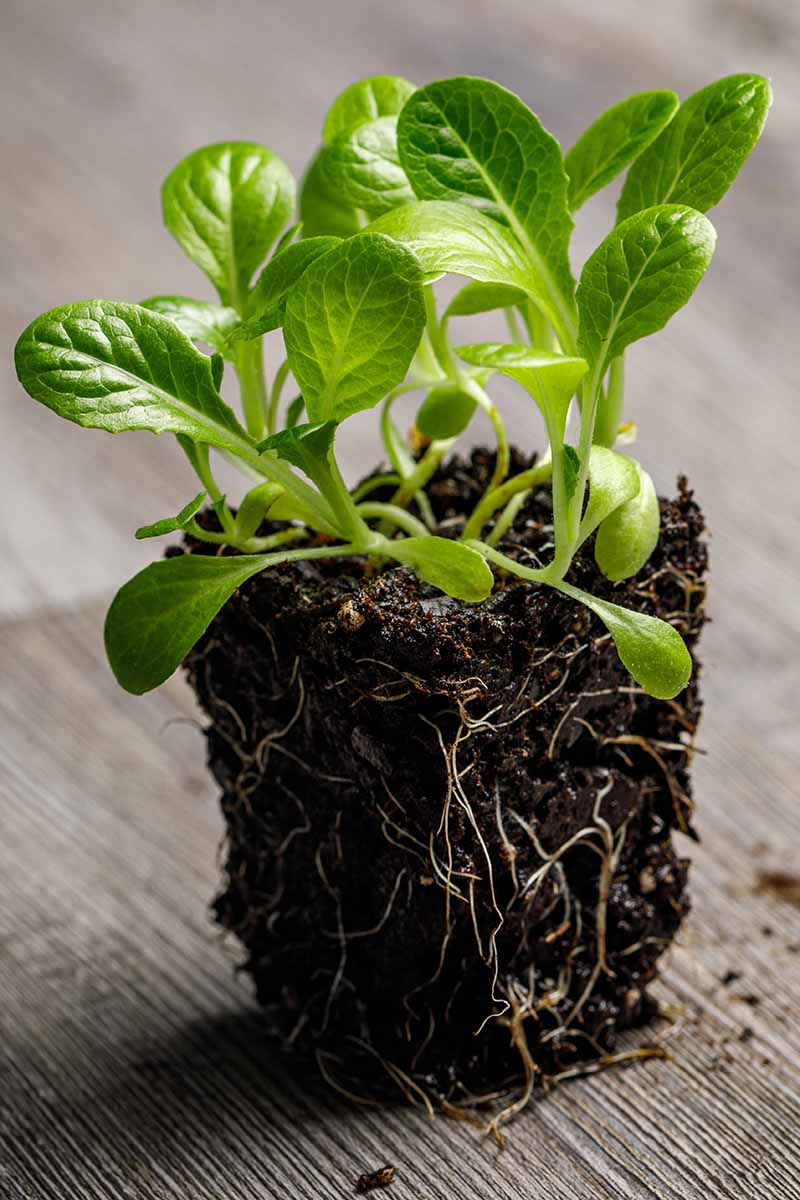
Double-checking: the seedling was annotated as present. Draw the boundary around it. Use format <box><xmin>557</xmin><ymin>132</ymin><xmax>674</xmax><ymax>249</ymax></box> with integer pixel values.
<box><xmin>15</xmin><ymin>73</ymin><xmax>770</xmax><ymax>699</ymax></box>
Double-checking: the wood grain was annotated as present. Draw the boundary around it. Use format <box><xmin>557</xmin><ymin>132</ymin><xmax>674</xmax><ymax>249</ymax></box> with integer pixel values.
<box><xmin>1</xmin><ymin>0</ymin><xmax>799</xmax><ymax>1196</ymax></box>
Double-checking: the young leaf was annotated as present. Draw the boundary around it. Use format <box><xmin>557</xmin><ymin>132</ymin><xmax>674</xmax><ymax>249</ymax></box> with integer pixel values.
<box><xmin>273</xmin><ymin>222</ymin><xmax>303</xmax><ymax>256</ymax></box>
<box><xmin>368</xmin><ymin>202</ymin><xmax>550</xmax><ymax>312</ymax></box>
<box><xmin>257</xmin><ymin>421</ymin><xmax>337</xmax><ymax>479</ymax></box>
<box><xmin>565</xmin><ymin>90</ymin><xmax>678</xmax><ymax>210</ymax></box>
<box><xmin>578</xmin><ymin>446</ymin><xmax>640</xmax><ymax>544</ymax></box>
<box><xmin>416</xmin><ymin>385</ymin><xmax>477</xmax><ymax>440</ymax></box>
<box><xmin>321</xmin><ymin>117</ymin><xmax>414</xmax><ymax>216</ymax></box>
<box><xmin>618</xmin><ymin>74</ymin><xmax>772</xmax><ymax>220</ymax></box>
<box><xmin>576</xmin><ymin>205</ymin><xmax>716</xmax><ymax>374</ymax></box>
<box><xmin>105</xmin><ymin>552</ymin><xmax>270</xmax><ymax>693</ymax></box>
<box><xmin>140</xmin><ymin>295</ymin><xmax>239</xmax><ymax>359</ymax></box>
<box><xmin>134</xmin><ymin>491</ymin><xmax>207</xmax><ymax>540</ymax></box>
<box><xmin>323</xmin><ymin>75</ymin><xmax>416</xmax><ymax>144</ymax></box>
<box><xmin>234</xmin><ymin>481</ymin><xmax>284</xmax><ymax>542</ymax></box>
<box><xmin>162</xmin><ymin>143</ymin><xmax>295</xmax><ymax>308</ymax></box>
<box><xmin>398</xmin><ymin>77</ymin><xmax>576</xmax><ymax>344</ymax></box>
<box><xmin>595</xmin><ymin>461</ymin><xmax>660</xmax><ymax>581</ymax></box>
<box><xmin>106</xmin><ymin>544</ymin><xmax>357</xmax><ymax>695</ymax></box>
<box><xmin>231</xmin><ymin>236</ymin><xmax>340</xmax><ymax>341</ymax></box>
<box><xmin>299</xmin><ymin>148</ymin><xmax>362</xmax><ymax>239</ymax></box>
<box><xmin>283</xmin><ymin>232</ymin><xmax>426</xmax><ymax>423</ymax></box>
<box><xmin>389</xmin><ymin>536</ymin><xmax>493</xmax><ymax>602</ymax></box>
<box><xmin>555</xmin><ymin>581</ymin><xmax>692</xmax><ymax>699</ymax></box>
<box><xmin>14</xmin><ymin>301</ymin><xmax>252</xmax><ymax>455</ymax></box>
<box><xmin>444</xmin><ymin>281</ymin><xmax>528</xmax><ymax>320</ymax></box>
<box><xmin>456</xmin><ymin>344</ymin><xmax>588</xmax><ymax>435</ymax></box>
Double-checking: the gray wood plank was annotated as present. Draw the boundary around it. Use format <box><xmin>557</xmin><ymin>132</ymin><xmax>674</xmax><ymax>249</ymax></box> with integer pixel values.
<box><xmin>1</xmin><ymin>603</ymin><xmax>798</xmax><ymax>1199</ymax></box>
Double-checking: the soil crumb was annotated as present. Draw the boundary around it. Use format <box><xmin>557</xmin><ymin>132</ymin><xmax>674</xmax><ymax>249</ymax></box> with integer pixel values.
<box><xmin>755</xmin><ymin>870</ymin><xmax>800</xmax><ymax>908</ymax></box>
<box><xmin>355</xmin><ymin>1165</ymin><xmax>396</xmax><ymax>1193</ymax></box>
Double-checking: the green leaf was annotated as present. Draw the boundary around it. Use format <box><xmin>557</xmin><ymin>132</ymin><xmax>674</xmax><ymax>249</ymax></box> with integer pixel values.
<box><xmin>397</xmin><ymin>77</ymin><xmax>576</xmax><ymax>344</ymax></box>
<box><xmin>234</xmin><ymin>481</ymin><xmax>284</xmax><ymax>542</ymax></box>
<box><xmin>565</xmin><ymin>90</ymin><xmax>678</xmax><ymax>211</ymax></box>
<box><xmin>618</xmin><ymin>74</ymin><xmax>772</xmax><ymax>220</ymax></box>
<box><xmin>283</xmin><ymin>232</ymin><xmax>426</xmax><ymax>423</ymax></box>
<box><xmin>106</xmin><ymin>550</ymin><xmax>294</xmax><ymax>694</ymax></box>
<box><xmin>368</xmin><ymin>202</ymin><xmax>551</xmax><ymax>314</ymax></box>
<box><xmin>322</xmin><ymin>117</ymin><xmax>414</xmax><ymax>217</ymax></box>
<box><xmin>231</xmin><ymin>237</ymin><xmax>340</xmax><ymax>341</ymax></box>
<box><xmin>578</xmin><ymin>446</ymin><xmax>640</xmax><ymax>544</ymax></box>
<box><xmin>141</xmin><ymin>295</ymin><xmax>240</xmax><ymax>359</ymax></box>
<box><xmin>162</xmin><ymin>143</ymin><xmax>295</xmax><ymax>307</ymax></box>
<box><xmin>562</xmin><ymin>444</ymin><xmax>580</xmax><ymax>502</ymax></box>
<box><xmin>257</xmin><ymin>421</ymin><xmax>337</xmax><ymax>479</ymax></box>
<box><xmin>285</xmin><ymin>395</ymin><xmax>304</xmax><ymax>428</ymax></box>
<box><xmin>456</xmin><ymin>343</ymin><xmax>587</xmax><ymax>436</ymax></box>
<box><xmin>14</xmin><ymin>301</ymin><xmax>252</xmax><ymax>455</ymax></box>
<box><xmin>444</xmin><ymin>281</ymin><xmax>528</xmax><ymax>320</ymax></box>
<box><xmin>416</xmin><ymin>385</ymin><xmax>477</xmax><ymax>440</ymax></box>
<box><xmin>576</xmin><ymin>205</ymin><xmax>716</xmax><ymax>373</ymax></box>
<box><xmin>323</xmin><ymin>75</ymin><xmax>416</xmax><ymax>144</ymax></box>
<box><xmin>299</xmin><ymin>148</ymin><xmax>362</xmax><ymax>239</ymax></box>
<box><xmin>555</xmin><ymin>581</ymin><xmax>691</xmax><ymax>699</ymax></box>
<box><xmin>273</xmin><ymin>222</ymin><xmax>303</xmax><ymax>256</ymax></box>
<box><xmin>134</xmin><ymin>491</ymin><xmax>207</xmax><ymax>540</ymax></box>
<box><xmin>595</xmin><ymin>461</ymin><xmax>660</xmax><ymax>581</ymax></box>
<box><xmin>390</xmin><ymin>536</ymin><xmax>493</xmax><ymax>602</ymax></box>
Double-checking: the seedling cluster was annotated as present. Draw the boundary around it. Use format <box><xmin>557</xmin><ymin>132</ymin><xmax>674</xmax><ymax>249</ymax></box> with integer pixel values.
<box><xmin>15</xmin><ymin>73</ymin><xmax>770</xmax><ymax>698</ymax></box>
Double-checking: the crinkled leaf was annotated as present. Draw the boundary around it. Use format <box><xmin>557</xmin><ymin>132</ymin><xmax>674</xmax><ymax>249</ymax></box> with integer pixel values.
<box><xmin>234</xmin><ymin>482</ymin><xmax>284</xmax><ymax>542</ymax></box>
<box><xmin>231</xmin><ymin>237</ymin><xmax>341</xmax><ymax>341</ymax></box>
<box><xmin>368</xmin><ymin>202</ymin><xmax>551</xmax><ymax>313</ymax></box>
<box><xmin>140</xmin><ymin>296</ymin><xmax>240</xmax><ymax>359</ymax></box>
<box><xmin>283</xmin><ymin>232</ymin><xmax>426</xmax><ymax>423</ymax></box>
<box><xmin>456</xmin><ymin>343</ymin><xmax>587</xmax><ymax>436</ymax></box>
<box><xmin>578</xmin><ymin>446</ymin><xmax>640</xmax><ymax>543</ymax></box>
<box><xmin>162</xmin><ymin>142</ymin><xmax>295</xmax><ymax>306</ymax></box>
<box><xmin>416</xmin><ymin>385</ymin><xmax>477</xmax><ymax>440</ymax></box>
<box><xmin>566</xmin><ymin>90</ymin><xmax>678</xmax><ymax>211</ymax></box>
<box><xmin>105</xmin><ymin>551</ymin><xmax>286</xmax><ymax>694</ymax></box>
<box><xmin>397</xmin><ymin>77</ymin><xmax>576</xmax><ymax>341</ymax></box>
<box><xmin>299</xmin><ymin>148</ymin><xmax>362</xmax><ymax>239</ymax></box>
<box><xmin>14</xmin><ymin>301</ymin><xmax>252</xmax><ymax>455</ymax></box>
<box><xmin>562</xmin><ymin>444</ymin><xmax>580</xmax><ymax>502</ymax></box>
<box><xmin>618</xmin><ymin>74</ymin><xmax>772</xmax><ymax>220</ymax></box>
<box><xmin>595</xmin><ymin>461</ymin><xmax>660</xmax><ymax>581</ymax></box>
<box><xmin>444</xmin><ymin>281</ymin><xmax>527</xmax><ymax>320</ymax></box>
<box><xmin>323</xmin><ymin>75</ymin><xmax>416</xmax><ymax>144</ymax></box>
<box><xmin>390</xmin><ymin>536</ymin><xmax>493</xmax><ymax>602</ymax></box>
<box><xmin>556</xmin><ymin>581</ymin><xmax>691</xmax><ymax>699</ymax></box>
<box><xmin>577</xmin><ymin>205</ymin><xmax>716</xmax><ymax>373</ymax></box>
<box><xmin>134</xmin><ymin>491</ymin><xmax>207</xmax><ymax>540</ymax></box>
<box><xmin>322</xmin><ymin>117</ymin><xmax>414</xmax><ymax>217</ymax></box>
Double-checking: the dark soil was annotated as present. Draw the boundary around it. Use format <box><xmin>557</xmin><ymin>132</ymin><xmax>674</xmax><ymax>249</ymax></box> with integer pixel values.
<box><xmin>182</xmin><ymin>448</ymin><xmax>708</xmax><ymax>1126</ymax></box>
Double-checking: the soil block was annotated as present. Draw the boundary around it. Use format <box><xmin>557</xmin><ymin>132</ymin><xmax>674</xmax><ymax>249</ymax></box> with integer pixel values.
<box><xmin>183</xmin><ymin>448</ymin><xmax>708</xmax><ymax>1122</ymax></box>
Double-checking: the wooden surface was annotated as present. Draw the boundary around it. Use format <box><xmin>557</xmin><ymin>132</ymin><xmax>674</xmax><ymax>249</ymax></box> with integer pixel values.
<box><xmin>1</xmin><ymin>0</ymin><xmax>799</xmax><ymax>1196</ymax></box>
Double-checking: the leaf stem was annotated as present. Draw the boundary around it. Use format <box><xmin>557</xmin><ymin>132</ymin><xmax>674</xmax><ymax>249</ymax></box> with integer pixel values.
<box><xmin>235</xmin><ymin>337</ymin><xmax>268</xmax><ymax>441</ymax></box>
<box><xmin>464</xmin><ymin>377</ymin><xmax>510</xmax><ymax>492</ymax></box>
<box><xmin>267</xmin><ymin>358</ymin><xmax>291</xmax><ymax>436</ymax></box>
<box><xmin>356</xmin><ymin>502</ymin><xmax>429</xmax><ymax>539</ymax></box>
<box><xmin>461</xmin><ymin>455</ymin><xmax>552</xmax><ymax>541</ymax></box>
<box><xmin>594</xmin><ymin>356</ymin><xmax>625</xmax><ymax>448</ymax></box>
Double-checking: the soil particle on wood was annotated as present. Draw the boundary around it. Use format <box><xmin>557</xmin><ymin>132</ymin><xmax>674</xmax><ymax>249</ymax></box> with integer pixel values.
<box><xmin>183</xmin><ymin>448</ymin><xmax>708</xmax><ymax>1122</ymax></box>
<box><xmin>755</xmin><ymin>870</ymin><xmax>800</xmax><ymax>908</ymax></box>
<box><xmin>355</xmin><ymin>1165</ymin><xmax>396</xmax><ymax>1193</ymax></box>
